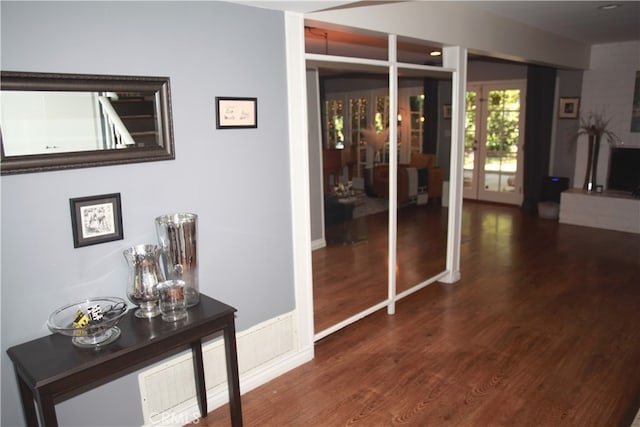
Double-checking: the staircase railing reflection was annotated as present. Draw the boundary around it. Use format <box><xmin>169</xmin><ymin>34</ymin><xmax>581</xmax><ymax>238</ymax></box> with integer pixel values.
<box><xmin>98</xmin><ymin>95</ymin><xmax>136</xmax><ymax>148</ymax></box>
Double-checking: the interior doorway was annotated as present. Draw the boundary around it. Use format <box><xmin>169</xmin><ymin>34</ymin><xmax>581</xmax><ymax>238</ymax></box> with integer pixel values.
<box><xmin>463</xmin><ymin>81</ymin><xmax>526</xmax><ymax>205</ymax></box>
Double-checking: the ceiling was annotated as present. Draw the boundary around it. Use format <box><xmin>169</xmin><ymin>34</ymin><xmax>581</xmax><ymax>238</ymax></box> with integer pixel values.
<box><xmin>466</xmin><ymin>1</ymin><xmax>640</xmax><ymax>45</ymax></box>
<box><xmin>237</xmin><ymin>1</ymin><xmax>640</xmax><ymax>45</ymax></box>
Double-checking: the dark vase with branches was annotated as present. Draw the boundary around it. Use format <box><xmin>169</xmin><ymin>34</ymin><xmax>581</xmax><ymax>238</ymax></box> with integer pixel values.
<box><xmin>572</xmin><ymin>111</ymin><xmax>620</xmax><ymax>191</ymax></box>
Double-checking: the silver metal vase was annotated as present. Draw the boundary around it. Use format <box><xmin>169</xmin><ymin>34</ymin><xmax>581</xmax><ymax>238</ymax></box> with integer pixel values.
<box><xmin>155</xmin><ymin>213</ymin><xmax>200</xmax><ymax>307</ymax></box>
<box><xmin>124</xmin><ymin>244</ymin><xmax>165</xmax><ymax>318</ymax></box>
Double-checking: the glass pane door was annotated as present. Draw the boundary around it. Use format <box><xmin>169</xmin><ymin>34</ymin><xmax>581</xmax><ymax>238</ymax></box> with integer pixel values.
<box><xmin>479</xmin><ymin>83</ymin><xmax>524</xmax><ymax>205</ymax></box>
<box><xmin>463</xmin><ymin>87</ymin><xmax>479</xmax><ymax>199</ymax></box>
<box><xmin>463</xmin><ymin>81</ymin><xmax>525</xmax><ymax>206</ymax></box>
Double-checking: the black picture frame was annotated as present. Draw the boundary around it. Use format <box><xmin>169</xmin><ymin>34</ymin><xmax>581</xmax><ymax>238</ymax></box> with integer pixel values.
<box><xmin>442</xmin><ymin>104</ymin><xmax>452</xmax><ymax>119</ymax></box>
<box><xmin>69</xmin><ymin>193</ymin><xmax>123</xmax><ymax>248</ymax></box>
<box><xmin>216</xmin><ymin>97</ymin><xmax>257</xmax><ymax>129</ymax></box>
<box><xmin>558</xmin><ymin>97</ymin><xmax>580</xmax><ymax>119</ymax></box>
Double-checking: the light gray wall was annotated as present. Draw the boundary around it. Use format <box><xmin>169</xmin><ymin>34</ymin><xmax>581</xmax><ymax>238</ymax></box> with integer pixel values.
<box><xmin>1</xmin><ymin>2</ymin><xmax>294</xmax><ymax>426</ymax></box>
<box><xmin>552</xmin><ymin>69</ymin><xmax>583</xmax><ymax>186</ymax></box>
<box><xmin>468</xmin><ymin>59</ymin><xmax>528</xmax><ymax>82</ymax></box>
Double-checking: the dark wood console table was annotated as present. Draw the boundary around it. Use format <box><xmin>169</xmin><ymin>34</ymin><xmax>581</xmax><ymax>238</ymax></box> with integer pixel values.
<box><xmin>7</xmin><ymin>294</ymin><xmax>242</xmax><ymax>426</ymax></box>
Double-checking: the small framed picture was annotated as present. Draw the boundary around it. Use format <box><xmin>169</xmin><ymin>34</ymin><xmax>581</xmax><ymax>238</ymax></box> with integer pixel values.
<box><xmin>442</xmin><ymin>104</ymin><xmax>452</xmax><ymax>119</ymax></box>
<box><xmin>70</xmin><ymin>193</ymin><xmax>123</xmax><ymax>248</ymax></box>
<box><xmin>558</xmin><ymin>97</ymin><xmax>580</xmax><ymax>119</ymax></box>
<box><xmin>216</xmin><ymin>97</ymin><xmax>257</xmax><ymax>129</ymax></box>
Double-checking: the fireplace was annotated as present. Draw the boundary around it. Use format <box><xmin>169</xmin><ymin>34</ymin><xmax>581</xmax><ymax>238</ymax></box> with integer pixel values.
<box><xmin>607</xmin><ymin>147</ymin><xmax>640</xmax><ymax>193</ymax></box>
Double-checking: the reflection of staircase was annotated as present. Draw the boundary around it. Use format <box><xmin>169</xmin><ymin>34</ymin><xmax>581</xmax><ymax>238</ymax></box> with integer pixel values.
<box><xmin>109</xmin><ymin>95</ymin><xmax>157</xmax><ymax>147</ymax></box>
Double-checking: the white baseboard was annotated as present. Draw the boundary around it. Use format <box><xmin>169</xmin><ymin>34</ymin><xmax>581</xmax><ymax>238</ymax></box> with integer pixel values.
<box><xmin>311</xmin><ymin>238</ymin><xmax>326</xmax><ymax>250</ymax></box>
<box><xmin>139</xmin><ymin>311</ymin><xmax>312</xmax><ymax>426</ymax></box>
<box><xmin>439</xmin><ymin>269</ymin><xmax>461</xmax><ymax>283</ymax></box>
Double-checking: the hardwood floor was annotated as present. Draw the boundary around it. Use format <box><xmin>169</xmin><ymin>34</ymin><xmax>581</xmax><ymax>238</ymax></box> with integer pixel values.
<box><xmin>199</xmin><ymin>201</ymin><xmax>640</xmax><ymax>426</ymax></box>
<box><xmin>314</xmin><ymin>200</ymin><xmax>449</xmax><ymax>332</ymax></box>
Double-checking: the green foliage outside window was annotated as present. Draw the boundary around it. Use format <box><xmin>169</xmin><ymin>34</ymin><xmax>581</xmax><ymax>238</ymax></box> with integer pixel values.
<box><xmin>486</xmin><ymin>89</ymin><xmax>520</xmax><ymax>153</ymax></box>
<box><xmin>375</xmin><ymin>96</ymin><xmax>389</xmax><ymax>132</ymax></box>
<box><xmin>465</xmin><ymin>91</ymin><xmax>477</xmax><ymax>151</ymax></box>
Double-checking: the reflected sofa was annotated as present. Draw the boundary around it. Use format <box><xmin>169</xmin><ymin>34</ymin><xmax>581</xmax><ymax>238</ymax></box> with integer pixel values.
<box><xmin>372</xmin><ymin>153</ymin><xmax>444</xmax><ymax>205</ymax></box>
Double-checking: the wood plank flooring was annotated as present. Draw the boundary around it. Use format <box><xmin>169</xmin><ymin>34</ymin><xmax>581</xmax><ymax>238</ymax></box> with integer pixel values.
<box><xmin>198</xmin><ymin>201</ymin><xmax>640</xmax><ymax>426</ymax></box>
<box><xmin>314</xmin><ymin>200</ymin><xmax>449</xmax><ymax>332</ymax></box>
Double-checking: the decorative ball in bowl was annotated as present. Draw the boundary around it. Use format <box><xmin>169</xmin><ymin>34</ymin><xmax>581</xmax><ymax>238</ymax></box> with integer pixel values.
<box><xmin>47</xmin><ymin>297</ymin><xmax>128</xmax><ymax>348</ymax></box>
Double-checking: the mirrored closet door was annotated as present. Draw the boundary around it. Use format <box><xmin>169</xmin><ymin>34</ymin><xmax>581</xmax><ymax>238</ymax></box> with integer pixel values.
<box><xmin>309</xmin><ymin>66</ymin><xmax>390</xmax><ymax>335</ymax></box>
<box><xmin>306</xmin><ymin>29</ymin><xmax>455</xmax><ymax>338</ymax></box>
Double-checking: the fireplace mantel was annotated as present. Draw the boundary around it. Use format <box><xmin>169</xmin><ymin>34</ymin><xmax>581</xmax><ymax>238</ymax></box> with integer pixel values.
<box><xmin>559</xmin><ymin>188</ymin><xmax>640</xmax><ymax>234</ymax></box>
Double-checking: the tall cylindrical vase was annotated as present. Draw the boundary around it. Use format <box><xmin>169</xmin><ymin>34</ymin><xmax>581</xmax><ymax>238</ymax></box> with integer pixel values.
<box><xmin>155</xmin><ymin>213</ymin><xmax>200</xmax><ymax>307</ymax></box>
<box><xmin>583</xmin><ymin>132</ymin><xmax>595</xmax><ymax>191</ymax></box>
<box><xmin>589</xmin><ymin>133</ymin><xmax>602</xmax><ymax>192</ymax></box>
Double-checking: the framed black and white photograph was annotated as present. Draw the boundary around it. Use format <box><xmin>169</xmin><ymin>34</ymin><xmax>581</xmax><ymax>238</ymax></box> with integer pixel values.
<box><xmin>70</xmin><ymin>193</ymin><xmax>123</xmax><ymax>248</ymax></box>
<box><xmin>558</xmin><ymin>97</ymin><xmax>580</xmax><ymax>119</ymax></box>
<box><xmin>216</xmin><ymin>97</ymin><xmax>257</xmax><ymax>129</ymax></box>
<box><xmin>443</xmin><ymin>104</ymin><xmax>452</xmax><ymax>119</ymax></box>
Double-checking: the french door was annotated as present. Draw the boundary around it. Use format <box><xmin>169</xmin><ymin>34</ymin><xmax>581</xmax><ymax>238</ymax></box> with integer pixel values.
<box><xmin>464</xmin><ymin>81</ymin><xmax>526</xmax><ymax>205</ymax></box>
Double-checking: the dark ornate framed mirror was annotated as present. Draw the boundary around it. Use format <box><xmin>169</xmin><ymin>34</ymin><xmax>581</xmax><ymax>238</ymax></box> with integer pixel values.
<box><xmin>0</xmin><ymin>71</ymin><xmax>175</xmax><ymax>175</ymax></box>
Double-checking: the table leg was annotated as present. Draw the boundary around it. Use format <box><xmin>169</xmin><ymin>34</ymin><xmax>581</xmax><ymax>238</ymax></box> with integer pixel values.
<box><xmin>191</xmin><ymin>340</ymin><xmax>207</xmax><ymax>418</ymax></box>
<box><xmin>14</xmin><ymin>370</ymin><xmax>39</xmax><ymax>427</ymax></box>
<box><xmin>34</xmin><ymin>391</ymin><xmax>58</xmax><ymax>427</ymax></box>
<box><xmin>223</xmin><ymin>316</ymin><xmax>243</xmax><ymax>427</ymax></box>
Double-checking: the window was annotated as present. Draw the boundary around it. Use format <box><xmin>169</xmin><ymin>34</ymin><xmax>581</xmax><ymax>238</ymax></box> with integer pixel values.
<box><xmin>409</xmin><ymin>94</ymin><xmax>425</xmax><ymax>156</ymax></box>
<box><xmin>325</xmin><ymin>99</ymin><xmax>344</xmax><ymax>148</ymax></box>
<box><xmin>349</xmin><ymin>97</ymin><xmax>368</xmax><ymax>147</ymax></box>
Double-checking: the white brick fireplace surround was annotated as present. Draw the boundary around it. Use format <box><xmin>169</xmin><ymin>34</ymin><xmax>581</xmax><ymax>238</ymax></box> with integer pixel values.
<box><xmin>559</xmin><ymin>189</ymin><xmax>640</xmax><ymax>234</ymax></box>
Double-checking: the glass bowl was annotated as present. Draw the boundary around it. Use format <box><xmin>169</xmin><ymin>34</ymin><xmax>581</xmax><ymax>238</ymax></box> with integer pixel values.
<box><xmin>47</xmin><ymin>297</ymin><xmax>128</xmax><ymax>348</ymax></box>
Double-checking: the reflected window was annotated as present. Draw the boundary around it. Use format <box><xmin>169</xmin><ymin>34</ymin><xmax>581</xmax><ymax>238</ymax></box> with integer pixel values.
<box><xmin>1</xmin><ymin>91</ymin><xmax>103</xmax><ymax>156</ymax></box>
<box><xmin>409</xmin><ymin>94</ymin><xmax>425</xmax><ymax>157</ymax></box>
<box><xmin>325</xmin><ymin>99</ymin><xmax>344</xmax><ymax>149</ymax></box>
<box><xmin>375</xmin><ymin>95</ymin><xmax>389</xmax><ymax>132</ymax></box>
<box><xmin>375</xmin><ymin>96</ymin><xmax>390</xmax><ymax>163</ymax></box>
<box><xmin>349</xmin><ymin>97</ymin><xmax>368</xmax><ymax>178</ymax></box>
<box><xmin>349</xmin><ymin>97</ymin><xmax>368</xmax><ymax>147</ymax></box>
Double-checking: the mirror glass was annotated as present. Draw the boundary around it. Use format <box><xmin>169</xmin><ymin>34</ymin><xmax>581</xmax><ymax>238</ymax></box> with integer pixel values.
<box><xmin>311</xmin><ymin>66</ymin><xmax>390</xmax><ymax>334</ymax></box>
<box><xmin>396</xmin><ymin>72</ymin><xmax>451</xmax><ymax>294</ymax></box>
<box><xmin>1</xmin><ymin>71</ymin><xmax>174</xmax><ymax>174</ymax></box>
<box><xmin>309</xmin><ymin>66</ymin><xmax>453</xmax><ymax>335</ymax></box>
